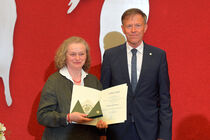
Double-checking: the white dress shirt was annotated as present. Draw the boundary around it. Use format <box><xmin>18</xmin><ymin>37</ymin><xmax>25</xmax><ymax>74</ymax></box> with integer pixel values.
<box><xmin>126</xmin><ymin>42</ymin><xmax>144</xmax><ymax>83</ymax></box>
<box><xmin>59</xmin><ymin>66</ymin><xmax>88</xmax><ymax>86</ymax></box>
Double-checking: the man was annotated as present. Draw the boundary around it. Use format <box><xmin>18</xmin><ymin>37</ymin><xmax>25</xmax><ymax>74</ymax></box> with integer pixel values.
<box><xmin>101</xmin><ymin>8</ymin><xmax>172</xmax><ymax>140</ymax></box>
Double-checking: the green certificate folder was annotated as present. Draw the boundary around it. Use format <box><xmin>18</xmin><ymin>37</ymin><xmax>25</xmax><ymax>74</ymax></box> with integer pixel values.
<box><xmin>71</xmin><ymin>100</ymin><xmax>85</xmax><ymax>114</ymax></box>
<box><xmin>87</xmin><ymin>101</ymin><xmax>103</xmax><ymax>118</ymax></box>
<box><xmin>71</xmin><ymin>100</ymin><xmax>103</xmax><ymax>118</ymax></box>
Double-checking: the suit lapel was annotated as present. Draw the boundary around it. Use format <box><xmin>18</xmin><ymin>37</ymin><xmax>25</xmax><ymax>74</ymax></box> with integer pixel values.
<box><xmin>119</xmin><ymin>44</ymin><xmax>131</xmax><ymax>87</ymax></box>
<box><xmin>136</xmin><ymin>43</ymin><xmax>151</xmax><ymax>91</ymax></box>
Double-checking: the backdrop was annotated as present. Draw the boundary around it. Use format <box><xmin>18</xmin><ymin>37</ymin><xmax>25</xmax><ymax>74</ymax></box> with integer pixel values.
<box><xmin>0</xmin><ymin>0</ymin><xmax>210</xmax><ymax>139</ymax></box>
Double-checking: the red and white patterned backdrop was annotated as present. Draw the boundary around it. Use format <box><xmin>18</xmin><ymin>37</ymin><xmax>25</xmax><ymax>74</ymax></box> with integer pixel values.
<box><xmin>0</xmin><ymin>0</ymin><xmax>210</xmax><ymax>139</ymax></box>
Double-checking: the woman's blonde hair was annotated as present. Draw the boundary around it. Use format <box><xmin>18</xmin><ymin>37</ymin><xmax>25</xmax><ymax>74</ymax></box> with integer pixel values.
<box><xmin>55</xmin><ymin>36</ymin><xmax>90</xmax><ymax>71</ymax></box>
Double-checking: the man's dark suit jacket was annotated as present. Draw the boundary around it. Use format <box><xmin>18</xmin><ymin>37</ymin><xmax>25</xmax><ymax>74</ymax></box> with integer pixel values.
<box><xmin>101</xmin><ymin>43</ymin><xmax>172</xmax><ymax>140</ymax></box>
<box><xmin>37</xmin><ymin>72</ymin><xmax>102</xmax><ymax>140</ymax></box>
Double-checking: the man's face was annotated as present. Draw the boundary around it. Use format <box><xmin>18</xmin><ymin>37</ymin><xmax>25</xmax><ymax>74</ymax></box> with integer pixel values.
<box><xmin>121</xmin><ymin>14</ymin><xmax>148</xmax><ymax>48</ymax></box>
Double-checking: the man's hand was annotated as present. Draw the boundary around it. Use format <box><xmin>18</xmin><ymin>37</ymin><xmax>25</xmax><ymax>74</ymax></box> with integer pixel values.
<box><xmin>100</xmin><ymin>136</ymin><xmax>107</xmax><ymax>140</ymax></box>
<box><xmin>96</xmin><ymin>120</ymin><xmax>108</xmax><ymax>129</ymax></box>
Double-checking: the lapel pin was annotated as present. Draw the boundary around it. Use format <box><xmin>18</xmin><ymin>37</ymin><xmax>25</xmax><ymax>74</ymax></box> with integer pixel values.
<box><xmin>149</xmin><ymin>53</ymin><xmax>152</xmax><ymax>56</ymax></box>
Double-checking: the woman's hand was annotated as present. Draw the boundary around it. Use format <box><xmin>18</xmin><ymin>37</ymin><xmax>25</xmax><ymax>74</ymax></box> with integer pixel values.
<box><xmin>96</xmin><ymin>120</ymin><xmax>108</xmax><ymax>129</ymax></box>
<box><xmin>69</xmin><ymin>112</ymin><xmax>93</xmax><ymax>123</ymax></box>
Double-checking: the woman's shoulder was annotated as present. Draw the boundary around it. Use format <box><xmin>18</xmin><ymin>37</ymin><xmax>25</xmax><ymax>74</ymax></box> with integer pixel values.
<box><xmin>46</xmin><ymin>71</ymin><xmax>68</xmax><ymax>84</ymax></box>
<box><xmin>47</xmin><ymin>71</ymin><xmax>62</xmax><ymax>80</ymax></box>
<box><xmin>86</xmin><ymin>73</ymin><xmax>99</xmax><ymax>81</ymax></box>
<box><xmin>85</xmin><ymin>73</ymin><xmax>102</xmax><ymax>90</ymax></box>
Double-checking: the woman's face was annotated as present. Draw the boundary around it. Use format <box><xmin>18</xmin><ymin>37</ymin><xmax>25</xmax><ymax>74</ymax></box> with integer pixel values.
<box><xmin>66</xmin><ymin>43</ymin><xmax>87</xmax><ymax>71</ymax></box>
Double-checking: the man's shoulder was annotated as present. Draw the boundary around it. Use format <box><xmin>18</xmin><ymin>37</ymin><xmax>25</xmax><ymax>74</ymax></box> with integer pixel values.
<box><xmin>105</xmin><ymin>43</ymin><xmax>125</xmax><ymax>54</ymax></box>
<box><xmin>144</xmin><ymin>43</ymin><xmax>166</xmax><ymax>54</ymax></box>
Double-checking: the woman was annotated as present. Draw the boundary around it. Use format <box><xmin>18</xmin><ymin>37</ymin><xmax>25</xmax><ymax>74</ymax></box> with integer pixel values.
<box><xmin>37</xmin><ymin>36</ymin><xmax>107</xmax><ymax>140</ymax></box>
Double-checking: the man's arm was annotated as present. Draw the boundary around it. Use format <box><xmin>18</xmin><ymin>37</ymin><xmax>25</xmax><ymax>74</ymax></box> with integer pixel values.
<box><xmin>158</xmin><ymin>51</ymin><xmax>173</xmax><ymax>140</ymax></box>
<box><xmin>100</xmin><ymin>51</ymin><xmax>112</xmax><ymax>89</ymax></box>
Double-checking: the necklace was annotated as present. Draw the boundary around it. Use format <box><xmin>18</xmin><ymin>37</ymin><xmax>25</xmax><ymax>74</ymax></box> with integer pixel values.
<box><xmin>73</xmin><ymin>79</ymin><xmax>81</xmax><ymax>83</ymax></box>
